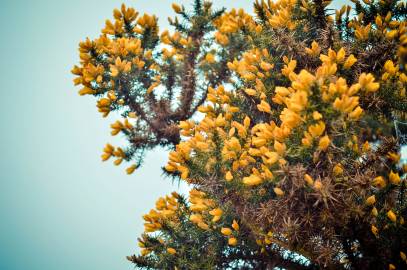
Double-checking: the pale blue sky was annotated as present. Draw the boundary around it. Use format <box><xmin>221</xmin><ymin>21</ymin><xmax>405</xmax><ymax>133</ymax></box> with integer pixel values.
<box><xmin>0</xmin><ymin>1</ymin><xmax>366</xmax><ymax>270</ymax></box>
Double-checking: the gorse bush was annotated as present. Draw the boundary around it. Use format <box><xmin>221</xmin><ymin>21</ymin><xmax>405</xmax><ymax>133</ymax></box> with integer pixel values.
<box><xmin>72</xmin><ymin>0</ymin><xmax>407</xmax><ymax>269</ymax></box>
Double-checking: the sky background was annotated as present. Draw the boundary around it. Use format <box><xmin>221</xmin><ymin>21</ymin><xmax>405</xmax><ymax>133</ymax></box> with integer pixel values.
<box><xmin>1</xmin><ymin>1</ymin><xmax>403</xmax><ymax>270</ymax></box>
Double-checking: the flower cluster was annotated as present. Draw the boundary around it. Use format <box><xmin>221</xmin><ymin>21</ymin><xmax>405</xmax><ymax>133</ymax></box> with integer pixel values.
<box><xmin>76</xmin><ymin>1</ymin><xmax>407</xmax><ymax>269</ymax></box>
<box><xmin>161</xmin><ymin>0</ymin><xmax>407</xmax><ymax>268</ymax></box>
<box><xmin>72</xmin><ymin>2</ymin><xmax>236</xmax><ymax>172</ymax></box>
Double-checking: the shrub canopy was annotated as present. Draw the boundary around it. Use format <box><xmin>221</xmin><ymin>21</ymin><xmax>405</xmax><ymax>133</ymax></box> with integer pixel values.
<box><xmin>73</xmin><ymin>0</ymin><xmax>407</xmax><ymax>269</ymax></box>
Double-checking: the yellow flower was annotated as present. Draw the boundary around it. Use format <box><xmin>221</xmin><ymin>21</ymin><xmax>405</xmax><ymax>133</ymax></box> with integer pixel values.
<box><xmin>98</xmin><ymin>98</ymin><xmax>111</xmax><ymax>107</ymax></box>
<box><xmin>167</xmin><ymin>247</ymin><xmax>177</xmax><ymax>255</ymax></box>
<box><xmin>126</xmin><ymin>164</ymin><xmax>137</xmax><ymax>175</ymax></box>
<box><xmin>362</xmin><ymin>141</ymin><xmax>370</xmax><ymax>152</ymax></box>
<box><xmin>245</xmin><ymin>88</ymin><xmax>257</xmax><ymax>96</ymax></box>
<box><xmin>242</xmin><ymin>72</ymin><xmax>256</xmax><ymax>81</ymax></box>
<box><xmin>260</xmin><ymin>61</ymin><xmax>273</xmax><ymax>71</ymax></box>
<box><xmin>371</xmin><ymin>207</ymin><xmax>378</xmax><ymax>217</ymax></box>
<box><xmin>373</xmin><ymin>176</ymin><xmax>387</xmax><ymax>188</ymax></box>
<box><xmin>292</xmin><ymin>70</ymin><xmax>315</xmax><ymax>92</ymax></box>
<box><xmin>111</xmin><ymin>120</ymin><xmax>124</xmax><ymax>136</ymax></box>
<box><xmin>343</xmin><ymin>54</ymin><xmax>357</xmax><ymax>69</ymax></box>
<box><xmin>209</xmin><ymin>208</ymin><xmax>223</xmax><ymax>217</ymax></box>
<box><xmin>221</xmin><ymin>227</ymin><xmax>233</xmax><ymax>236</ymax></box>
<box><xmin>273</xmin><ymin>187</ymin><xmax>284</xmax><ymax>196</ymax></box>
<box><xmin>212</xmin><ymin>215</ymin><xmax>221</xmax><ymax>223</ymax></box>
<box><xmin>348</xmin><ymin>106</ymin><xmax>363</xmax><ymax>120</ymax></box>
<box><xmin>304</xmin><ymin>174</ymin><xmax>314</xmax><ymax>185</ymax></box>
<box><xmin>101</xmin><ymin>153</ymin><xmax>111</xmax><ymax>161</ymax></box>
<box><xmin>333</xmin><ymin>95</ymin><xmax>359</xmax><ymax>113</ymax></box>
<box><xmin>228</xmin><ymin>137</ymin><xmax>241</xmax><ymax>151</ymax></box>
<box><xmin>274</xmin><ymin>141</ymin><xmax>286</xmax><ymax>155</ymax></box>
<box><xmin>257</xmin><ymin>100</ymin><xmax>272</xmax><ymax>114</ymax></box>
<box><xmin>78</xmin><ymin>86</ymin><xmax>96</xmax><ymax>96</ymax></box>
<box><xmin>107</xmin><ymin>91</ymin><xmax>117</xmax><ymax>101</ymax></box>
<box><xmin>172</xmin><ymin>3</ymin><xmax>182</xmax><ymax>13</ymax></box>
<box><xmin>371</xmin><ymin>225</ymin><xmax>379</xmax><ymax>237</ymax></box>
<box><xmin>365</xmin><ymin>195</ymin><xmax>376</xmax><ymax>206</ymax></box>
<box><xmin>110</xmin><ymin>57</ymin><xmax>131</xmax><ymax>77</ymax></box>
<box><xmin>387</xmin><ymin>210</ymin><xmax>397</xmax><ymax>223</ymax></box>
<box><xmin>205</xmin><ymin>53</ymin><xmax>215</xmax><ymax>63</ymax></box>
<box><xmin>190</xmin><ymin>204</ymin><xmax>208</xmax><ymax>212</ymax></box>
<box><xmin>383</xmin><ymin>60</ymin><xmax>398</xmax><ymax>75</ymax></box>
<box><xmin>387</xmin><ymin>152</ymin><xmax>401</xmax><ymax>163</ymax></box>
<box><xmin>179</xmin><ymin>166</ymin><xmax>190</xmax><ymax>180</ymax></box>
<box><xmin>313</xmin><ymin>180</ymin><xmax>323</xmax><ymax>190</ymax></box>
<box><xmin>179</xmin><ymin>120</ymin><xmax>193</xmax><ymax>130</ymax></box>
<box><xmin>386</xmin><ymin>30</ymin><xmax>398</xmax><ymax>40</ymax></box>
<box><xmin>114</xmin><ymin>158</ymin><xmax>123</xmax><ymax>166</ymax></box>
<box><xmin>215</xmin><ymin>32</ymin><xmax>229</xmax><ymax>45</ymax></box>
<box><xmin>388</xmin><ymin>264</ymin><xmax>396</xmax><ymax>270</ymax></box>
<box><xmin>103</xmin><ymin>143</ymin><xmax>114</xmax><ymax>153</ymax></box>
<box><xmin>355</xmin><ymin>23</ymin><xmax>371</xmax><ymax>41</ymax></box>
<box><xmin>333</xmin><ymin>164</ymin><xmax>343</xmax><ymax>176</ymax></box>
<box><xmin>308</xmin><ymin>121</ymin><xmax>325</xmax><ymax>138</ymax></box>
<box><xmin>389</xmin><ymin>170</ymin><xmax>400</xmax><ymax>185</ymax></box>
<box><xmin>318</xmin><ymin>135</ymin><xmax>330</xmax><ymax>151</ymax></box>
<box><xmin>228</xmin><ymin>237</ymin><xmax>237</xmax><ymax>246</ymax></box>
<box><xmin>189</xmin><ymin>214</ymin><xmax>203</xmax><ymax>224</ymax></box>
<box><xmin>305</xmin><ymin>41</ymin><xmax>321</xmax><ymax>56</ymax></box>
<box><xmin>358</xmin><ymin>73</ymin><xmax>380</xmax><ymax>92</ymax></box>
<box><xmin>400</xmin><ymin>251</ymin><xmax>406</xmax><ymax>261</ymax></box>
<box><xmin>280</xmin><ymin>108</ymin><xmax>302</xmax><ymax>129</ymax></box>
<box><xmin>140</xmin><ymin>248</ymin><xmax>151</xmax><ymax>256</ymax></box>
<box><xmin>147</xmin><ymin>82</ymin><xmax>159</xmax><ymax>94</ymax></box>
<box><xmin>375</xmin><ymin>15</ymin><xmax>383</xmax><ymax>28</ymax></box>
<box><xmin>215</xmin><ymin>114</ymin><xmax>226</xmax><ymax>127</ymax></box>
<box><xmin>197</xmin><ymin>222</ymin><xmax>210</xmax><ymax>230</ymax></box>
<box><xmin>302</xmin><ymin>133</ymin><xmax>312</xmax><ymax>147</ymax></box>
<box><xmin>336</xmin><ymin>47</ymin><xmax>346</xmax><ymax>63</ymax></box>
<box><xmin>312</xmin><ymin>111</ymin><xmax>322</xmax><ymax>120</ymax></box>
<box><xmin>232</xmin><ymin>220</ymin><xmax>239</xmax><ymax>231</ymax></box>
<box><xmin>225</xmin><ymin>171</ymin><xmax>233</xmax><ymax>181</ymax></box>
<box><xmin>243</xmin><ymin>175</ymin><xmax>263</xmax><ymax>186</ymax></box>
